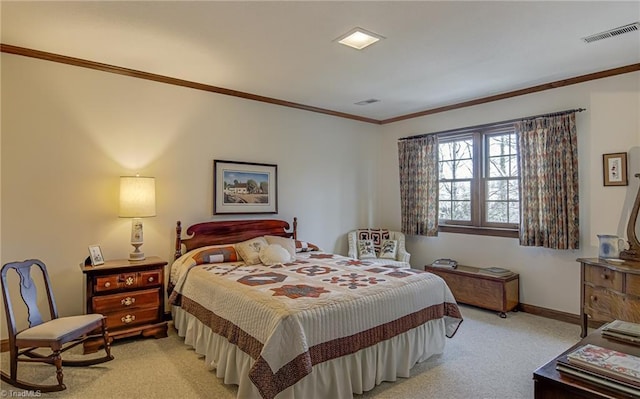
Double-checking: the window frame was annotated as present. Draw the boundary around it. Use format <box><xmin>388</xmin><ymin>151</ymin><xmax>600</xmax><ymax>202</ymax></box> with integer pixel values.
<box><xmin>437</xmin><ymin>124</ymin><xmax>520</xmax><ymax>238</ymax></box>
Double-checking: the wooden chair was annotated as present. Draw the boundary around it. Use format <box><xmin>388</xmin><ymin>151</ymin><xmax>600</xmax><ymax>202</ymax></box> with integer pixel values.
<box><xmin>0</xmin><ymin>259</ymin><xmax>114</xmax><ymax>392</ymax></box>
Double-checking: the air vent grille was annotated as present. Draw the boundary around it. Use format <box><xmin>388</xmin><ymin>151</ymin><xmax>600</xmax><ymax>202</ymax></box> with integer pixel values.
<box><xmin>355</xmin><ymin>98</ymin><xmax>380</xmax><ymax>105</ymax></box>
<box><xmin>582</xmin><ymin>22</ymin><xmax>639</xmax><ymax>43</ymax></box>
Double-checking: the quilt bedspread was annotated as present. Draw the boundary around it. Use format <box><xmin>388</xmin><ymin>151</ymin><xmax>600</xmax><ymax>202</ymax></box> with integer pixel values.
<box><xmin>169</xmin><ymin>251</ymin><xmax>462</xmax><ymax>399</ymax></box>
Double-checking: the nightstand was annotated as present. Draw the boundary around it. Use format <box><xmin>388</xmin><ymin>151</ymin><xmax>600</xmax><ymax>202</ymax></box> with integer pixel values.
<box><xmin>79</xmin><ymin>256</ymin><xmax>168</xmax><ymax>353</ymax></box>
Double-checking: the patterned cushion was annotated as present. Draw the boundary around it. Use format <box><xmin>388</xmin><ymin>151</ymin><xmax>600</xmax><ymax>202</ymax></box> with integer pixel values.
<box><xmin>379</xmin><ymin>240</ymin><xmax>398</xmax><ymax>260</ymax></box>
<box><xmin>236</xmin><ymin>237</ymin><xmax>269</xmax><ymax>265</ymax></box>
<box><xmin>295</xmin><ymin>240</ymin><xmax>320</xmax><ymax>253</ymax></box>
<box><xmin>191</xmin><ymin>245</ymin><xmax>239</xmax><ymax>264</ymax></box>
<box><xmin>357</xmin><ymin>229</ymin><xmax>390</xmax><ymax>255</ymax></box>
<box><xmin>357</xmin><ymin>240</ymin><xmax>377</xmax><ymax>259</ymax></box>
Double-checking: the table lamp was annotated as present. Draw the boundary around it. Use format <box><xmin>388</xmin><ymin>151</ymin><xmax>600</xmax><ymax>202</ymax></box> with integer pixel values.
<box><xmin>119</xmin><ymin>176</ymin><xmax>156</xmax><ymax>261</ymax></box>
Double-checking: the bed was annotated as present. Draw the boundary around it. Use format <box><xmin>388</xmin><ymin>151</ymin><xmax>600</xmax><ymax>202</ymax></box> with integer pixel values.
<box><xmin>169</xmin><ymin>218</ymin><xmax>462</xmax><ymax>399</ymax></box>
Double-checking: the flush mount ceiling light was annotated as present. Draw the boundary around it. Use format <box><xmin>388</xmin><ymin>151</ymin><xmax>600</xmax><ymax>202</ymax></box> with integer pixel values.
<box><xmin>336</xmin><ymin>27</ymin><xmax>384</xmax><ymax>50</ymax></box>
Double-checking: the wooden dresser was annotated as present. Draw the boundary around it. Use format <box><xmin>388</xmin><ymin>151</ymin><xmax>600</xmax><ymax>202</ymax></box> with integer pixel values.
<box><xmin>79</xmin><ymin>256</ymin><xmax>168</xmax><ymax>353</ymax></box>
<box><xmin>578</xmin><ymin>257</ymin><xmax>640</xmax><ymax>338</ymax></box>
<box><xmin>425</xmin><ymin>265</ymin><xmax>519</xmax><ymax>317</ymax></box>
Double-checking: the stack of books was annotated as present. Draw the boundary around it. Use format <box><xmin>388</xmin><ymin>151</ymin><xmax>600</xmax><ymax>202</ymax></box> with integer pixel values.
<box><xmin>602</xmin><ymin>320</ymin><xmax>640</xmax><ymax>345</ymax></box>
<box><xmin>555</xmin><ymin>343</ymin><xmax>640</xmax><ymax>396</ymax></box>
<box><xmin>478</xmin><ymin>267</ymin><xmax>513</xmax><ymax>277</ymax></box>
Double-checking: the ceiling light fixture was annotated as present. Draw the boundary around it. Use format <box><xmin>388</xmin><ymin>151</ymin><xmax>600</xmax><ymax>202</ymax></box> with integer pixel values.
<box><xmin>336</xmin><ymin>27</ymin><xmax>384</xmax><ymax>50</ymax></box>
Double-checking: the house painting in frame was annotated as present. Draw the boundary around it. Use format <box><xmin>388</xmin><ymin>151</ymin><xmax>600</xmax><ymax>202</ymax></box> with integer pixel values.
<box><xmin>214</xmin><ymin>160</ymin><xmax>278</xmax><ymax>214</ymax></box>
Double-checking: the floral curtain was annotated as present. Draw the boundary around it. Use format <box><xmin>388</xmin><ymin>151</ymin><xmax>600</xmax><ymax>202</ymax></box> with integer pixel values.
<box><xmin>516</xmin><ymin>112</ymin><xmax>579</xmax><ymax>249</ymax></box>
<box><xmin>398</xmin><ymin>135</ymin><xmax>439</xmax><ymax>236</ymax></box>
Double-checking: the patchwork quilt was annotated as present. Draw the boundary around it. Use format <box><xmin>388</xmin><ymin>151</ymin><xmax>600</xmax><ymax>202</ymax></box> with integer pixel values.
<box><xmin>169</xmin><ymin>250</ymin><xmax>462</xmax><ymax>399</ymax></box>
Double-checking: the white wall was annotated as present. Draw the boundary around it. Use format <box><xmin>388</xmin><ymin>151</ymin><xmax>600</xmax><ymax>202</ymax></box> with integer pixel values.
<box><xmin>0</xmin><ymin>54</ymin><xmax>381</xmax><ymax>338</ymax></box>
<box><xmin>1</xmin><ymin>53</ymin><xmax>638</xmax><ymax>340</ymax></box>
<box><xmin>378</xmin><ymin>71</ymin><xmax>640</xmax><ymax>314</ymax></box>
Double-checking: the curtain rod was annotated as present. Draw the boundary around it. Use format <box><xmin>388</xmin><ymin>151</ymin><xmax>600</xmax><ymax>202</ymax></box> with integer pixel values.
<box><xmin>398</xmin><ymin>108</ymin><xmax>586</xmax><ymax>141</ymax></box>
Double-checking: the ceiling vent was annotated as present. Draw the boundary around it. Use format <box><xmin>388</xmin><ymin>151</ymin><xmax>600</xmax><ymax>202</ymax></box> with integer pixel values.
<box><xmin>354</xmin><ymin>98</ymin><xmax>380</xmax><ymax>105</ymax></box>
<box><xmin>582</xmin><ymin>22</ymin><xmax>639</xmax><ymax>43</ymax></box>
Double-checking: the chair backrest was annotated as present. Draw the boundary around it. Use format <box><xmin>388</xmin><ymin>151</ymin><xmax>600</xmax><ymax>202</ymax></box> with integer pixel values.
<box><xmin>1</xmin><ymin>259</ymin><xmax>58</xmax><ymax>339</ymax></box>
<box><xmin>347</xmin><ymin>229</ymin><xmax>409</xmax><ymax>261</ymax></box>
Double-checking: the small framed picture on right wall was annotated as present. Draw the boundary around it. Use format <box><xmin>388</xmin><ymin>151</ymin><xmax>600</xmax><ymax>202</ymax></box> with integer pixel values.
<box><xmin>603</xmin><ymin>152</ymin><xmax>628</xmax><ymax>186</ymax></box>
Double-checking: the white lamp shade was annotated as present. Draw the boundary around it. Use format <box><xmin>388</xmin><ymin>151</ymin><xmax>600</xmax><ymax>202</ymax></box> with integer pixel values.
<box><xmin>119</xmin><ymin>176</ymin><xmax>156</xmax><ymax>218</ymax></box>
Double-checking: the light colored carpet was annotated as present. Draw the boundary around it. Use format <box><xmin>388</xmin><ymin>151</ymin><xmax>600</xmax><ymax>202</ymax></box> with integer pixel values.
<box><xmin>0</xmin><ymin>305</ymin><xmax>581</xmax><ymax>399</ymax></box>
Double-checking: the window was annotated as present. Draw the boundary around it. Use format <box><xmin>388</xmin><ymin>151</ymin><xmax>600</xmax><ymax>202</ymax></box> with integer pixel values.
<box><xmin>438</xmin><ymin>125</ymin><xmax>519</xmax><ymax>237</ymax></box>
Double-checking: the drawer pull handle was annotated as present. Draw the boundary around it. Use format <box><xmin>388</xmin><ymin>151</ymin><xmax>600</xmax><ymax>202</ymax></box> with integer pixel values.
<box><xmin>121</xmin><ymin>297</ymin><xmax>136</xmax><ymax>306</ymax></box>
<box><xmin>121</xmin><ymin>314</ymin><xmax>135</xmax><ymax>324</ymax></box>
<box><xmin>125</xmin><ymin>276</ymin><xmax>135</xmax><ymax>286</ymax></box>
<box><xmin>601</xmin><ymin>274</ymin><xmax>608</xmax><ymax>280</ymax></box>
<box><xmin>147</xmin><ymin>276</ymin><xmax>154</xmax><ymax>283</ymax></box>
<box><xmin>590</xmin><ymin>295</ymin><xmax>597</xmax><ymax>301</ymax></box>
<box><xmin>104</xmin><ymin>282</ymin><xmax>111</xmax><ymax>288</ymax></box>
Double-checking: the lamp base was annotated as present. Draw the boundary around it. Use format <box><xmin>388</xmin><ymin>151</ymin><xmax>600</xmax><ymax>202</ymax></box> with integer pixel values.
<box><xmin>129</xmin><ymin>242</ymin><xmax>145</xmax><ymax>261</ymax></box>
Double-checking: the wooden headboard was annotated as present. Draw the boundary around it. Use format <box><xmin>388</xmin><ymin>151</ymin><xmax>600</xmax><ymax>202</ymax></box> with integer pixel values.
<box><xmin>174</xmin><ymin>217</ymin><xmax>297</xmax><ymax>260</ymax></box>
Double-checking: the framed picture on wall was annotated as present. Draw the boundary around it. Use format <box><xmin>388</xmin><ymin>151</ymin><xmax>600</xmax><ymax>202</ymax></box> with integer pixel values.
<box><xmin>213</xmin><ymin>160</ymin><xmax>278</xmax><ymax>214</ymax></box>
<box><xmin>603</xmin><ymin>152</ymin><xmax>628</xmax><ymax>186</ymax></box>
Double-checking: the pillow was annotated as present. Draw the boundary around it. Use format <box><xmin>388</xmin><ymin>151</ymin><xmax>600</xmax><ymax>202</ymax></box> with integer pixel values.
<box><xmin>379</xmin><ymin>240</ymin><xmax>398</xmax><ymax>260</ymax></box>
<box><xmin>357</xmin><ymin>239</ymin><xmax>377</xmax><ymax>259</ymax></box>
<box><xmin>295</xmin><ymin>240</ymin><xmax>320</xmax><ymax>253</ymax></box>
<box><xmin>357</xmin><ymin>229</ymin><xmax>390</xmax><ymax>255</ymax></box>
<box><xmin>264</xmin><ymin>235</ymin><xmax>296</xmax><ymax>258</ymax></box>
<box><xmin>191</xmin><ymin>245</ymin><xmax>239</xmax><ymax>264</ymax></box>
<box><xmin>235</xmin><ymin>237</ymin><xmax>269</xmax><ymax>265</ymax></box>
<box><xmin>259</xmin><ymin>244</ymin><xmax>295</xmax><ymax>266</ymax></box>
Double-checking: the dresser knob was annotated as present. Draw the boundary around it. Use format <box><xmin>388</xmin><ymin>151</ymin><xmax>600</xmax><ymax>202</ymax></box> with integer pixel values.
<box><xmin>121</xmin><ymin>297</ymin><xmax>136</xmax><ymax>306</ymax></box>
<box><xmin>600</xmin><ymin>274</ymin><xmax>608</xmax><ymax>280</ymax></box>
<box><xmin>148</xmin><ymin>276</ymin><xmax>154</xmax><ymax>283</ymax></box>
<box><xmin>590</xmin><ymin>295</ymin><xmax>597</xmax><ymax>301</ymax></box>
<box><xmin>121</xmin><ymin>314</ymin><xmax>135</xmax><ymax>324</ymax></box>
<box><xmin>125</xmin><ymin>276</ymin><xmax>134</xmax><ymax>286</ymax></box>
<box><xmin>587</xmin><ymin>314</ymin><xmax>592</xmax><ymax>319</ymax></box>
<box><xmin>104</xmin><ymin>282</ymin><xmax>111</xmax><ymax>288</ymax></box>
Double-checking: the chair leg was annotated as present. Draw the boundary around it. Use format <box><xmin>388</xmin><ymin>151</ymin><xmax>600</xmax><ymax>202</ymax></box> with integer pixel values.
<box><xmin>53</xmin><ymin>349</ymin><xmax>64</xmax><ymax>387</ymax></box>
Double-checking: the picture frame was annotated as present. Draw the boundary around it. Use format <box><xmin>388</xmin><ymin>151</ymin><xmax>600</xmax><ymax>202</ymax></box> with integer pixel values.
<box><xmin>88</xmin><ymin>245</ymin><xmax>105</xmax><ymax>266</ymax></box>
<box><xmin>213</xmin><ymin>160</ymin><xmax>278</xmax><ymax>214</ymax></box>
<box><xmin>603</xmin><ymin>152</ymin><xmax>628</xmax><ymax>186</ymax></box>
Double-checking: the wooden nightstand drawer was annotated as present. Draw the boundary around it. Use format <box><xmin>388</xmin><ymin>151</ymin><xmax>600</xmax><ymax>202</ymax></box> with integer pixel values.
<box><xmin>583</xmin><ymin>264</ymin><xmax>623</xmax><ymax>291</ymax></box>
<box><xmin>94</xmin><ymin>273</ymin><xmax>138</xmax><ymax>292</ymax></box>
<box><xmin>139</xmin><ymin>270</ymin><xmax>161</xmax><ymax>288</ymax></box>
<box><xmin>104</xmin><ymin>307</ymin><xmax>160</xmax><ymax>329</ymax></box>
<box><xmin>92</xmin><ymin>288</ymin><xmax>160</xmax><ymax>314</ymax></box>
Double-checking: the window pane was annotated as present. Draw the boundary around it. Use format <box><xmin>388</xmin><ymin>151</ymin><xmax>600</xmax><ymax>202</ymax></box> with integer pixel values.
<box><xmin>509</xmin><ymin>202</ymin><xmax>520</xmax><ymax>224</ymax></box>
<box><xmin>439</xmin><ymin>201</ymin><xmax>452</xmax><ymax>220</ymax></box>
<box><xmin>439</xmin><ymin>160</ymin><xmax>454</xmax><ymax>180</ymax></box>
<box><xmin>452</xmin><ymin>201</ymin><xmax>471</xmax><ymax>221</ymax></box>
<box><xmin>488</xmin><ymin>156</ymin><xmax>510</xmax><ymax>177</ymax></box>
<box><xmin>489</xmin><ymin>135</ymin><xmax>511</xmax><ymax>157</ymax></box>
<box><xmin>438</xmin><ymin>142</ymin><xmax>456</xmax><ymax>161</ymax></box>
<box><xmin>487</xmin><ymin>180</ymin><xmax>507</xmax><ymax>200</ymax></box>
<box><xmin>456</xmin><ymin>159</ymin><xmax>474</xmax><ymax>179</ymax></box>
<box><xmin>439</xmin><ymin>182</ymin><xmax>452</xmax><ymax>200</ymax></box>
<box><xmin>508</xmin><ymin>179</ymin><xmax>519</xmax><ymax>200</ymax></box>
<box><xmin>509</xmin><ymin>155</ymin><xmax>518</xmax><ymax>176</ymax></box>
<box><xmin>486</xmin><ymin>201</ymin><xmax>508</xmax><ymax>223</ymax></box>
<box><xmin>453</xmin><ymin>139</ymin><xmax>473</xmax><ymax>159</ymax></box>
<box><xmin>453</xmin><ymin>181</ymin><xmax>471</xmax><ymax>200</ymax></box>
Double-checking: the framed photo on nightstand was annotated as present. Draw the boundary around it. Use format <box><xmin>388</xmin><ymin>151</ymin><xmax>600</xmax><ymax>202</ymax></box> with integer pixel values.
<box><xmin>88</xmin><ymin>245</ymin><xmax>104</xmax><ymax>266</ymax></box>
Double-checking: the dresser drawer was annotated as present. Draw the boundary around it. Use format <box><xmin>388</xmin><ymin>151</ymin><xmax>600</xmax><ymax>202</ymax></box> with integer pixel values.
<box><xmin>583</xmin><ymin>265</ymin><xmax>623</xmax><ymax>291</ymax></box>
<box><xmin>103</xmin><ymin>307</ymin><xmax>160</xmax><ymax>330</ymax></box>
<box><xmin>584</xmin><ymin>285</ymin><xmax>625</xmax><ymax>320</ymax></box>
<box><xmin>92</xmin><ymin>288</ymin><xmax>160</xmax><ymax>314</ymax></box>
<box><xmin>626</xmin><ymin>273</ymin><xmax>640</xmax><ymax>296</ymax></box>
<box><xmin>93</xmin><ymin>269</ymin><xmax>162</xmax><ymax>293</ymax></box>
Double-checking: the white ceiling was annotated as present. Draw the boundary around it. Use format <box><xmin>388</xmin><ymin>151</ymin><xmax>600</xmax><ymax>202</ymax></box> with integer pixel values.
<box><xmin>2</xmin><ymin>1</ymin><xmax>639</xmax><ymax>122</ymax></box>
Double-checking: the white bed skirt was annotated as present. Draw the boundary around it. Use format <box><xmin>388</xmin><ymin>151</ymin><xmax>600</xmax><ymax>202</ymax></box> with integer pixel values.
<box><xmin>172</xmin><ymin>305</ymin><xmax>447</xmax><ymax>399</ymax></box>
